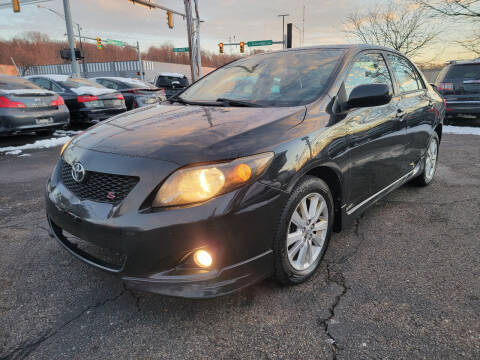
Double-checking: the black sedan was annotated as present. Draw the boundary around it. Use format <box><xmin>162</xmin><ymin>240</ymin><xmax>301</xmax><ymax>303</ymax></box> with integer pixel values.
<box><xmin>45</xmin><ymin>45</ymin><xmax>444</xmax><ymax>298</ymax></box>
<box><xmin>27</xmin><ymin>75</ymin><xmax>126</xmax><ymax>123</ymax></box>
<box><xmin>0</xmin><ymin>75</ymin><xmax>69</xmax><ymax>136</ymax></box>
<box><xmin>92</xmin><ymin>77</ymin><xmax>166</xmax><ymax>110</ymax></box>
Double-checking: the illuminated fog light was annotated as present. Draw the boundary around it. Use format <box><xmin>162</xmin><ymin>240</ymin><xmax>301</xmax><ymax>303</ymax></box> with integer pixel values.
<box><xmin>193</xmin><ymin>249</ymin><xmax>213</xmax><ymax>268</ymax></box>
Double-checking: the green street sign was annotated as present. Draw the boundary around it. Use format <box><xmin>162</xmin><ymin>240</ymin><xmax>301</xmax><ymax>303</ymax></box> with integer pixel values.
<box><xmin>173</xmin><ymin>47</ymin><xmax>189</xmax><ymax>52</ymax></box>
<box><xmin>247</xmin><ymin>40</ymin><xmax>273</xmax><ymax>47</ymax></box>
<box><xmin>105</xmin><ymin>39</ymin><xmax>124</xmax><ymax>47</ymax></box>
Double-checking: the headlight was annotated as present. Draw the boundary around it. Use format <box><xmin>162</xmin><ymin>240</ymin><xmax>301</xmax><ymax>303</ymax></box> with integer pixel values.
<box><xmin>153</xmin><ymin>152</ymin><xmax>274</xmax><ymax>207</ymax></box>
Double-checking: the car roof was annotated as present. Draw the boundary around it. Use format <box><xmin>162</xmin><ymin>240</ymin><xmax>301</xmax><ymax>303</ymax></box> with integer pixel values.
<box><xmin>258</xmin><ymin>44</ymin><xmax>404</xmax><ymax>56</ymax></box>
<box><xmin>447</xmin><ymin>58</ymin><xmax>480</xmax><ymax>66</ymax></box>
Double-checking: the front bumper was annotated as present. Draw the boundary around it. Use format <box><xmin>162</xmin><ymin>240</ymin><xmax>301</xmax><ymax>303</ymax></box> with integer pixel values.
<box><xmin>45</xmin><ymin>149</ymin><xmax>287</xmax><ymax>298</ymax></box>
<box><xmin>0</xmin><ymin>106</ymin><xmax>70</xmax><ymax>134</ymax></box>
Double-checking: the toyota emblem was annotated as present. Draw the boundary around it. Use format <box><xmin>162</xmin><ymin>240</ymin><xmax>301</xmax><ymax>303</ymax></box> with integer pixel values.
<box><xmin>71</xmin><ymin>162</ymin><xmax>86</xmax><ymax>183</ymax></box>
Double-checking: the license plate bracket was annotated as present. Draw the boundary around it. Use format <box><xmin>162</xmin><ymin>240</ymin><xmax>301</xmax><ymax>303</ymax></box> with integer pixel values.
<box><xmin>36</xmin><ymin>117</ymin><xmax>53</xmax><ymax>125</ymax></box>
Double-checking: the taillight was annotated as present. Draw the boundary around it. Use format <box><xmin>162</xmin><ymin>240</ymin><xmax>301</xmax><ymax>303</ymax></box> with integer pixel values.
<box><xmin>443</xmin><ymin>99</ymin><xmax>447</xmax><ymax>108</ymax></box>
<box><xmin>438</xmin><ymin>82</ymin><xmax>453</xmax><ymax>91</ymax></box>
<box><xmin>77</xmin><ymin>95</ymin><xmax>98</xmax><ymax>102</ymax></box>
<box><xmin>0</xmin><ymin>96</ymin><xmax>26</xmax><ymax>108</ymax></box>
<box><xmin>50</xmin><ymin>95</ymin><xmax>65</xmax><ymax>106</ymax></box>
<box><xmin>158</xmin><ymin>88</ymin><xmax>166</xmax><ymax>95</ymax></box>
<box><xmin>125</xmin><ymin>89</ymin><xmax>137</xmax><ymax>94</ymax></box>
<box><xmin>115</xmin><ymin>93</ymin><xmax>124</xmax><ymax>100</ymax></box>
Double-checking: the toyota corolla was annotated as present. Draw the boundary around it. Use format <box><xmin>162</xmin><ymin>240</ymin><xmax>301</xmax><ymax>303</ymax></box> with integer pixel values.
<box><xmin>45</xmin><ymin>45</ymin><xmax>444</xmax><ymax>298</ymax></box>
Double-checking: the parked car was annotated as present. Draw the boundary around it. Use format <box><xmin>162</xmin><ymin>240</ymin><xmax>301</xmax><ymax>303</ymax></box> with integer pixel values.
<box><xmin>0</xmin><ymin>75</ymin><xmax>69</xmax><ymax>136</ymax></box>
<box><xmin>26</xmin><ymin>75</ymin><xmax>126</xmax><ymax>123</ymax></box>
<box><xmin>46</xmin><ymin>45</ymin><xmax>444</xmax><ymax>298</ymax></box>
<box><xmin>92</xmin><ymin>77</ymin><xmax>166</xmax><ymax>110</ymax></box>
<box><xmin>435</xmin><ymin>59</ymin><xmax>480</xmax><ymax>119</ymax></box>
<box><xmin>153</xmin><ymin>73</ymin><xmax>189</xmax><ymax>98</ymax></box>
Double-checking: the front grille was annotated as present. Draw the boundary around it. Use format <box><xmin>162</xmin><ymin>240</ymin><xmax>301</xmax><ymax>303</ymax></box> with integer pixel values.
<box><xmin>61</xmin><ymin>160</ymin><xmax>139</xmax><ymax>205</ymax></box>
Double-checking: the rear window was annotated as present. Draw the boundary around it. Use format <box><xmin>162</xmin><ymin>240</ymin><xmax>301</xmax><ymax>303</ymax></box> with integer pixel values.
<box><xmin>60</xmin><ymin>78</ymin><xmax>105</xmax><ymax>89</ymax></box>
<box><xmin>445</xmin><ymin>64</ymin><xmax>480</xmax><ymax>80</ymax></box>
<box><xmin>0</xmin><ymin>77</ymin><xmax>41</xmax><ymax>90</ymax></box>
<box><xmin>156</xmin><ymin>76</ymin><xmax>188</xmax><ymax>87</ymax></box>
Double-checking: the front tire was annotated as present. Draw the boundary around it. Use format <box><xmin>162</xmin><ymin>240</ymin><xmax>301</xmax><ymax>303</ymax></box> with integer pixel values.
<box><xmin>413</xmin><ymin>132</ymin><xmax>439</xmax><ymax>186</ymax></box>
<box><xmin>274</xmin><ymin>176</ymin><xmax>334</xmax><ymax>285</ymax></box>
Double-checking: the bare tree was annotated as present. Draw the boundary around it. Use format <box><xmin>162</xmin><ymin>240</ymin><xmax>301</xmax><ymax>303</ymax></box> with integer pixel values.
<box><xmin>344</xmin><ymin>1</ymin><xmax>438</xmax><ymax>56</ymax></box>
<box><xmin>413</xmin><ymin>1</ymin><xmax>480</xmax><ymax>56</ymax></box>
<box><xmin>414</xmin><ymin>0</ymin><xmax>480</xmax><ymax>19</ymax></box>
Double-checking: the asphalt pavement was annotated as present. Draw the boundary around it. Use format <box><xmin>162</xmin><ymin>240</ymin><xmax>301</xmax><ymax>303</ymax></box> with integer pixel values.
<box><xmin>0</xmin><ymin>133</ymin><xmax>479</xmax><ymax>359</ymax></box>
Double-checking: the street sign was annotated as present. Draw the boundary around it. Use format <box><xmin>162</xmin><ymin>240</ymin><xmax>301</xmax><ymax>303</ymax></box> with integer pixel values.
<box><xmin>247</xmin><ymin>40</ymin><xmax>273</xmax><ymax>47</ymax></box>
<box><xmin>173</xmin><ymin>47</ymin><xmax>189</xmax><ymax>52</ymax></box>
<box><xmin>105</xmin><ymin>39</ymin><xmax>125</xmax><ymax>47</ymax></box>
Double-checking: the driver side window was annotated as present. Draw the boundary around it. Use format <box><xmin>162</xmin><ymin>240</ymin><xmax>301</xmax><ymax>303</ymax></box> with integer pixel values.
<box><xmin>345</xmin><ymin>53</ymin><xmax>393</xmax><ymax>98</ymax></box>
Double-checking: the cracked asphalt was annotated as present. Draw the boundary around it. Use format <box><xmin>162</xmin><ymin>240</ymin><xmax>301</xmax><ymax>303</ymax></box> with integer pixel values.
<box><xmin>0</xmin><ymin>133</ymin><xmax>479</xmax><ymax>359</ymax></box>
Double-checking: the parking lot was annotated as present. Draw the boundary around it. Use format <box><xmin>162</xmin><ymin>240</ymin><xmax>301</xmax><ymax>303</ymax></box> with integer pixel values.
<box><xmin>0</xmin><ymin>130</ymin><xmax>479</xmax><ymax>359</ymax></box>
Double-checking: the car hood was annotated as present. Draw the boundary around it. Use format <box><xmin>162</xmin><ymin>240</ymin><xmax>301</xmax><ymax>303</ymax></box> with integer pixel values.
<box><xmin>72</xmin><ymin>104</ymin><xmax>306</xmax><ymax>165</ymax></box>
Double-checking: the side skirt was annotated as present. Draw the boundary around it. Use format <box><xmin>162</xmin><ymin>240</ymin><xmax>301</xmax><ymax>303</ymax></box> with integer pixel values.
<box><xmin>341</xmin><ymin>162</ymin><xmax>422</xmax><ymax>228</ymax></box>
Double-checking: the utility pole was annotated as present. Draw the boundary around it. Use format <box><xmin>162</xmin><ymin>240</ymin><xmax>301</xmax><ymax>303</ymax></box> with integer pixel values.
<box><xmin>302</xmin><ymin>5</ymin><xmax>305</xmax><ymax>47</ymax></box>
<box><xmin>136</xmin><ymin>41</ymin><xmax>144</xmax><ymax>80</ymax></box>
<box><xmin>62</xmin><ymin>0</ymin><xmax>80</xmax><ymax>77</ymax></box>
<box><xmin>76</xmin><ymin>23</ymin><xmax>87</xmax><ymax>77</ymax></box>
<box><xmin>277</xmin><ymin>14</ymin><xmax>289</xmax><ymax>49</ymax></box>
<box><xmin>184</xmin><ymin>0</ymin><xmax>201</xmax><ymax>82</ymax></box>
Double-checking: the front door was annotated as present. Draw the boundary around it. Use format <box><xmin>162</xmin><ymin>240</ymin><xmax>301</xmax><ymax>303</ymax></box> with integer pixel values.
<box><xmin>342</xmin><ymin>52</ymin><xmax>408</xmax><ymax>212</ymax></box>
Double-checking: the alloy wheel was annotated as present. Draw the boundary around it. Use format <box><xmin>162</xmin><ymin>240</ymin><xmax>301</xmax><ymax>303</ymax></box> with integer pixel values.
<box><xmin>425</xmin><ymin>137</ymin><xmax>438</xmax><ymax>182</ymax></box>
<box><xmin>287</xmin><ymin>192</ymin><xmax>329</xmax><ymax>271</ymax></box>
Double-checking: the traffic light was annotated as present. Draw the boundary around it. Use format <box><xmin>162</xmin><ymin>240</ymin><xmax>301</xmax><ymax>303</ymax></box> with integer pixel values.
<box><xmin>96</xmin><ymin>37</ymin><xmax>103</xmax><ymax>50</ymax></box>
<box><xmin>218</xmin><ymin>42</ymin><xmax>224</xmax><ymax>54</ymax></box>
<box><xmin>240</xmin><ymin>41</ymin><xmax>245</xmax><ymax>53</ymax></box>
<box><xmin>167</xmin><ymin>11</ymin><xmax>173</xmax><ymax>29</ymax></box>
<box><xmin>12</xmin><ymin>0</ymin><xmax>20</xmax><ymax>13</ymax></box>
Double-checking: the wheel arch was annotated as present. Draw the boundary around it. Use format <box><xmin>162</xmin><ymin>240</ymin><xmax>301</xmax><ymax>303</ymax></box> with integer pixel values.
<box><xmin>434</xmin><ymin>123</ymin><xmax>442</xmax><ymax>143</ymax></box>
<box><xmin>303</xmin><ymin>165</ymin><xmax>343</xmax><ymax>232</ymax></box>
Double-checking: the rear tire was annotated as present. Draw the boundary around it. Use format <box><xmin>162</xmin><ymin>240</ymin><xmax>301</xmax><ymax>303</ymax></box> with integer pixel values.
<box><xmin>274</xmin><ymin>176</ymin><xmax>334</xmax><ymax>285</ymax></box>
<box><xmin>413</xmin><ymin>132</ymin><xmax>439</xmax><ymax>186</ymax></box>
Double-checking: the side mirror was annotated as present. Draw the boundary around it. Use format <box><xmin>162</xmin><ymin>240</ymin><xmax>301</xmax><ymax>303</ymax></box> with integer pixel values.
<box><xmin>347</xmin><ymin>83</ymin><xmax>392</xmax><ymax>109</ymax></box>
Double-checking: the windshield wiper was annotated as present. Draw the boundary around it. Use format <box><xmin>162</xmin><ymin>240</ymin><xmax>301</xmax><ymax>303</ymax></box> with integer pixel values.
<box><xmin>168</xmin><ymin>94</ymin><xmax>187</xmax><ymax>105</ymax></box>
<box><xmin>216</xmin><ymin>98</ymin><xmax>262</xmax><ymax>107</ymax></box>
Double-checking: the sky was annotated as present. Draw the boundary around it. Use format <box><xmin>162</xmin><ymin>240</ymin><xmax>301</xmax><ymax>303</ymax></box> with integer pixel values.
<box><xmin>0</xmin><ymin>0</ymin><xmax>476</xmax><ymax>64</ymax></box>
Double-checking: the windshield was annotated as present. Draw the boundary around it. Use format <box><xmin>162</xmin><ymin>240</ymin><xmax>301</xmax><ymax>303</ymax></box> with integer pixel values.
<box><xmin>0</xmin><ymin>77</ymin><xmax>41</xmax><ymax>90</ymax></box>
<box><xmin>60</xmin><ymin>78</ymin><xmax>105</xmax><ymax>89</ymax></box>
<box><xmin>180</xmin><ymin>49</ymin><xmax>345</xmax><ymax>107</ymax></box>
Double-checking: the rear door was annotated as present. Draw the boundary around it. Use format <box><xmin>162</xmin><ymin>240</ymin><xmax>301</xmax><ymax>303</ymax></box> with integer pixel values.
<box><xmin>343</xmin><ymin>52</ymin><xmax>408</xmax><ymax>211</ymax></box>
<box><xmin>385</xmin><ymin>53</ymin><xmax>435</xmax><ymax>168</ymax></box>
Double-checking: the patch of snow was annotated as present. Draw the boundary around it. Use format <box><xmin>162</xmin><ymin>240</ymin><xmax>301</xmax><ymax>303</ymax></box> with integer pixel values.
<box><xmin>444</xmin><ymin>125</ymin><xmax>480</xmax><ymax>136</ymax></box>
<box><xmin>362</xmin><ymin>343</ymin><xmax>367</xmax><ymax>347</ymax></box>
<box><xmin>159</xmin><ymin>72</ymin><xmax>186</xmax><ymax>78</ymax></box>
<box><xmin>26</xmin><ymin>74</ymin><xmax>69</xmax><ymax>82</ymax></box>
<box><xmin>0</xmin><ymin>89</ymin><xmax>55</xmax><ymax>95</ymax></box>
<box><xmin>54</xmin><ymin>129</ymin><xmax>83</xmax><ymax>137</ymax></box>
<box><xmin>0</xmin><ymin>136</ymin><xmax>71</xmax><ymax>156</ymax></box>
<box><xmin>19</xmin><ymin>153</ymin><xmax>31</xmax><ymax>157</ymax></box>
<box><xmin>70</xmin><ymin>86</ymin><xmax>117</xmax><ymax>96</ymax></box>
<box><xmin>326</xmin><ymin>338</ymin><xmax>335</xmax><ymax>345</ymax></box>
